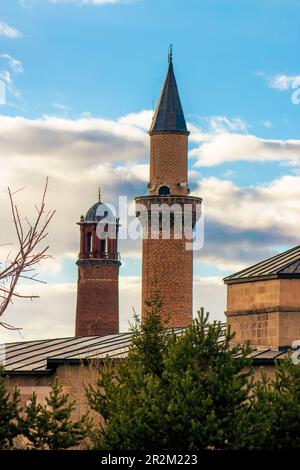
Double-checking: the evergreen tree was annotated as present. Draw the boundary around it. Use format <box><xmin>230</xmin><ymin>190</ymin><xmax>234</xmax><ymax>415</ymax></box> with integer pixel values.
<box><xmin>157</xmin><ymin>310</ymin><xmax>254</xmax><ymax>450</ymax></box>
<box><xmin>0</xmin><ymin>367</ymin><xmax>21</xmax><ymax>449</ymax></box>
<box><xmin>228</xmin><ymin>369</ymin><xmax>275</xmax><ymax>450</ymax></box>
<box><xmin>231</xmin><ymin>358</ymin><xmax>300</xmax><ymax>450</ymax></box>
<box><xmin>129</xmin><ymin>283</ymin><xmax>171</xmax><ymax>377</ymax></box>
<box><xmin>86</xmin><ymin>287</ymin><xmax>171</xmax><ymax>450</ymax></box>
<box><xmin>254</xmin><ymin>359</ymin><xmax>300</xmax><ymax>450</ymax></box>
<box><xmin>23</xmin><ymin>378</ymin><xmax>91</xmax><ymax>450</ymax></box>
<box><xmin>87</xmin><ymin>290</ymin><xmax>254</xmax><ymax>450</ymax></box>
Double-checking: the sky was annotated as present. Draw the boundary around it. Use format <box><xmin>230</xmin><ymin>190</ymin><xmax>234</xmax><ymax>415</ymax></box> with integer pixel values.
<box><xmin>1</xmin><ymin>0</ymin><xmax>300</xmax><ymax>341</ymax></box>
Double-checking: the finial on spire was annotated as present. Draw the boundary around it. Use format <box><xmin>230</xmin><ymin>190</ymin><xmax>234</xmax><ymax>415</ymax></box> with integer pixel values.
<box><xmin>98</xmin><ymin>187</ymin><xmax>101</xmax><ymax>202</ymax></box>
<box><xmin>168</xmin><ymin>44</ymin><xmax>173</xmax><ymax>64</ymax></box>
<box><xmin>149</xmin><ymin>44</ymin><xmax>188</xmax><ymax>135</ymax></box>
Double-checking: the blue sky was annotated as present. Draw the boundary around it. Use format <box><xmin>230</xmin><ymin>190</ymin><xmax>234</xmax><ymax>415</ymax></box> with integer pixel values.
<box><xmin>1</xmin><ymin>0</ymin><xmax>300</xmax><ymax>340</ymax></box>
<box><xmin>1</xmin><ymin>0</ymin><xmax>299</xmax><ymax>185</ymax></box>
<box><xmin>1</xmin><ymin>0</ymin><xmax>299</xmax><ymax>129</ymax></box>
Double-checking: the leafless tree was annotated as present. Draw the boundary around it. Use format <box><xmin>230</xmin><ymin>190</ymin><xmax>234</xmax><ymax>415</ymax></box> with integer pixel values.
<box><xmin>0</xmin><ymin>178</ymin><xmax>55</xmax><ymax>330</ymax></box>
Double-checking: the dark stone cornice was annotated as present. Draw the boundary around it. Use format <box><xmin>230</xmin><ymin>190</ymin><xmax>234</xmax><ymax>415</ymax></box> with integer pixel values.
<box><xmin>76</xmin><ymin>258</ymin><xmax>121</xmax><ymax>267</ymax></box>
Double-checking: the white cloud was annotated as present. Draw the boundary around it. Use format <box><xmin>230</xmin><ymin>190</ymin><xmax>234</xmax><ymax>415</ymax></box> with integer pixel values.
<box><xmin>0</xmin><ymin>56</ymin><xmax>23</xmax><ymax>104</ymax></box>
<box><xmin>259</xmin><ymin>120</ymin><xmax>272</xmax><ymax>129</ymax></box>
<box><xmin>0</xmin><ymin>71</ymin><xmax>13</xmax><ymax>87</ymax></box>
<box><xmin>223</xmin><ymin>169</ymin><xmax>234</xmax><ymax>178</ymax></box>
<box><xmin>1</xmin><ymin>54</ymin><xmax>24</xmax><ymax>75</ymax></box>
<box><xmin>190</xmin><ymin>132</ymin><xmax>300</xmax><ymax>167</ymax></box>
<box><xmin>0</xmin><ymin>111</ymin><xmax>149</xmax><ymax>265</ymax></box>
<box><xmin>0</xmin><ymin>114</ymin><xmax>148</xmax><ymax>164</ymax></box>
<box><xmin>187</xmin><ymin>123</ymin><xmax>211</xmax><ymax>143</ymax></box>
<box><xmin>0</xmin><ymin>283</ymin><xmax>77</xmax><ymax>343</ymax></box>
<box><xmin>188</xmin><ymin>114</ymin><xmax>300</xmax><ymax>168</ymax></box>
<box><xmin>118</xmin><ymin>109</ymin><xmax>153</xmax><ymax>130</ymax></box>
<box><xmin>204</xmin><ymin>115</ymin><xmax>248</xmax><ymax>133</ymax></box>
<box><xmin>0</xmin><ymin>70</ymin><xmax>21</xmax><ymax>99</ymax></box>
<box><xmin>188</xmin><ymin>115</ymin><xmax>248</xmax><ymax>144</ymax></box>
<box><xmin>194</xmin><ymin>277</ymin><xmax>226</xmax><ymax>322</ymax></box>
<box><xmin>0</xmin><ymin>20</ymin><xmax>22</xmax><ymax>39</ymax></box>
<box><xmin>0</xmin><ymin>277</ymin><xmax>140</xmax><ymax>342</ymax></box>
<box><xmin>1</xmin><ymin>109</ymin><xmax>300</xmax><ymax>341</ymax></box>
<box><xmin>195</xmin><ymin>175</ymin><xmax>300</xmax><ymax>238</ymax></box>
<box><xmin>0</xmin><ymin>275</ymin><xmax>226</xmax><ymax>343</ymax></box>
<box><xmin>52</xmin><ymin>102</ymin><xmax>69</xmax><ymax>112</ymax></box>
<box><xmin>0</xmin><ymin>109</ymin><xmax>228</xmax><ymax>341</ymax></box>
<box><xmin>0</xmin><ymin>80</ymin><xmax>5</xmax><ymax>105</ymax></box>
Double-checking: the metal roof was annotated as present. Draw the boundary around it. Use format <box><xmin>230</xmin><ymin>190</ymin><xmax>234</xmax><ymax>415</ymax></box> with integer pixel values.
<box><xmin>246</xmin><ymin>348</ymin><xmax>289</xmax><ymax>365</ymax></box>
<box><xmin>224</xmin><ymin>245</ymin><xmax>300</xmax><ymax>284</ymax></box>
<box><xmin>81</xmin><ymin>201</ymin><xmax>117</xmax><ymax>224</ymax></box>
<box><xmin>1</xmin><ymin>329</ymin><xmax>184</xmax><ymax>374</ymax></box>
<box><xmin>1</xmin><ymin>333</ymin><xmax>132</xmax><ymax>375</ymax></box>
<box><xmin>1</xmin><ymin>326</ymin><xmax>288</xmax><ymax>375</ymax></box>
<box><xmin>149</xmin><ymin>58</ymin><xmax>188</xmax><ymax>135</ymax></box>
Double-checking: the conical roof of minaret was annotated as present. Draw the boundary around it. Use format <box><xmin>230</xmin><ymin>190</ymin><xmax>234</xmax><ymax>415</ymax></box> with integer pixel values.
<box><xmin>149</xmin><ymin>49</ymin><xmax>189</xmax><ymax>135</ymax></box>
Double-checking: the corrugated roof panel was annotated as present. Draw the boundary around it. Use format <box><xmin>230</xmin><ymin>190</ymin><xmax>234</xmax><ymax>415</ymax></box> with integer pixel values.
<box><xmin>279</xmin><ymin>259</ymin><xmax>300</xmax><ymax>274</ymax></box>
<box><xmin>2</xmin><ymin>334</ymin><xmax>131</xmax><ymax>372</ymax></box>
<box><xmin>247</xmin><ymin>349</ymin><xmax>269</xmax><ymax>359</ymax></box>
<box><xmin>3</xmin><ymin>324</ymin><xmax>284</xmax><ymax>374</ymax></box>
<box><xmin>224</xmin><ymin>245</ymin><xmax>300</xmax><ymax>283</ymax></box>
<box><xmin>5</xmin><ymin>336</ymin><xmax>100</xmax><ymax>364</ymax></box>
<box><xmin>251</xmin><ymin>350</ymin><xmax>285</xmax><ymax>360</ymax></box>
<box><xmin>46</xmin><ymin>336</ymin><xmax>132</xmax><ymax>361</ymax></box>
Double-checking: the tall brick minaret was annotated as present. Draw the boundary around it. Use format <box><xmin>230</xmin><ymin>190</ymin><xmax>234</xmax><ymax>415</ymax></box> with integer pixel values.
<box><xmin>75</xmin><ymin>191</ymin><xmax>121</xmax><ymax>336</ymax></box>
<box><xmin>136</xmin><ymin>48</ymin><xmax>202</xmax><ymax>327</ymax></box>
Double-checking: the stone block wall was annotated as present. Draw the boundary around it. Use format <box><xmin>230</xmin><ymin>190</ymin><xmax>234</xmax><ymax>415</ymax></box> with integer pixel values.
<box><xmin>226</xmin><ymin>278</ymin><xmax>300</xmax><ymax>348</ymax></box>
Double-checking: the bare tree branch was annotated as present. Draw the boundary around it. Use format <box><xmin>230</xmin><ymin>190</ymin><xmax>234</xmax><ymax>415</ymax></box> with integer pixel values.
<box><xmin>0</xmin><ymin>177</ymin><xmax>55</xmax><ymax>331</ymax></box>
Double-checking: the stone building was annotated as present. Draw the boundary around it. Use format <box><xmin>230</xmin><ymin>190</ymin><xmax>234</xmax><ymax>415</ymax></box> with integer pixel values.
<box><xmin>1</xmin><ymin>51</ymin><xmax>297</xmax><ymax>412</ymax></box>
<box><xmin>2</xmin><ymin>334</ymin><xmax>132</xmax><ymax>419</ymax></box>
<box><xmin>224</xmin><ymin>244</ymin><xmax>300</xmax><ymax>350</ymax></box>
<box><xmin>3</xmin><ymin>325</ymin><xmax>286</xmax><ymax>418</ymax></box>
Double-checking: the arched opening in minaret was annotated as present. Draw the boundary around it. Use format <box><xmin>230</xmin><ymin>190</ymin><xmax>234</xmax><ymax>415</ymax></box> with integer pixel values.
<box><xmin>87</xmin><ymin>232</ymin><xmax>92</xmax><ymax>255</ymax></box>
<box><xmin>100</xmin><ymin>239</ymin><xmax>106</xmax><ymax>254</ymax></box>
<box><xmin>158</xmin><ymin>185</ymin><xmax>170</xmax><ymax>196</ymax></box>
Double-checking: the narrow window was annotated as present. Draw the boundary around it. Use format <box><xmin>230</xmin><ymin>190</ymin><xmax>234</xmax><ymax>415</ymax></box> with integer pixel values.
<box><xmin>100</xmin><ymin>239</ymin><xmax>106</xmax><ymax>253</ymax></box>
<box><xmin>87</xmin><ymin>232</ymin><xmax>92</xmax><ymax>254</ymax></box>
<box><xmin>158</xmin><ymin>185</ymin><xmax>170</xmax><ymax>196</ymax></box>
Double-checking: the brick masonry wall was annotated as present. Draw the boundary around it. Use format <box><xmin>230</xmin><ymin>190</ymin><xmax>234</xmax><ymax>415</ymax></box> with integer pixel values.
<box><xmin>226</xmin><ymin>278</ymin><xmax>300</xmax><ymax>347</ymax></box>
<box><xmin>75</xmin><ymin>263</ymin><xmax>119</xmax><ymax>336</ymax></box>
<box><xmin>149</xmin><ymin>133</ymin><xmax>188</xmax><ymax>195</ymax></box>
<box><xmin>139</xmin><ymin>131</ymin><xmax>197</xmax><ymax>327</ymax></box>
<box><xmin>142</xmin><ymin>236</ymin><xmax>193</xmax><ymax>327</ymax></box>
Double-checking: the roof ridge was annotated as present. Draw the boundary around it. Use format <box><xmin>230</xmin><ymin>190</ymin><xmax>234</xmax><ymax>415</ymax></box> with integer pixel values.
<box><xmin>224</xmin><ymin>244</ymin><xmax>300</xmax><ymax>283</ymax></box>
